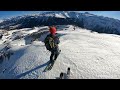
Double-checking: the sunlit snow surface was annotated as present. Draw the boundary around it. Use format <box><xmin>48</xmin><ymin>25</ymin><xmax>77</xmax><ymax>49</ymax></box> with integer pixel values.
<box><xmin>1</xmin><ymin>25</ymin><xmax>120</xmax><ymax>79</ymax></box>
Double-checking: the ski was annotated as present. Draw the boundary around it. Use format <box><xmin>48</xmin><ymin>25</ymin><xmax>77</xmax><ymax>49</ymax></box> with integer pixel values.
<box><xmin>43</xmin><ymin>62</ymin><xmax>51</xmax><ymax>72</ymax></box>
<box><xmin>47</xmin><ymin>61</ymin><xmax>55</xmax><ymax>70</ymax></box>
<box><xmin>43</xmin><ymin>50</ymin><xmax>61</xmax><ymax>72</ymax></box>
<box><xmin>58</xmin><ymin>67</ymin><xmax>70</xmax><ymax>79</ymax></box>
<box><xmin>43</xmin><ymin>60</ymin><xmax>55</xmax><ymax>72</ymax></box>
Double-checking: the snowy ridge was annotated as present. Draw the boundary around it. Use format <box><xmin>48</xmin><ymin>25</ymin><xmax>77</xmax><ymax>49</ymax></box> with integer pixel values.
<box><xmin>55</xmin><ymin>13</ymin><xmax>66</xmax><ymax>18</ymax></box>
<box><xmin>1</xmin><ymin>25</ymin><xmax>120</xmax><ymax>79</ymax></box>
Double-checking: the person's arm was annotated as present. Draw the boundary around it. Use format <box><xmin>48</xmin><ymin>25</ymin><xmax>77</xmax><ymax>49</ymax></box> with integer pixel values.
<box><xmin>44</xmin><ymin>36</ymin><xmax>48</xmax><ymax>44</ymax></box>
<box><xmin>56</xmin><ymin>37</ymin><xmax>60</xmax><ymax>44</ymax></box>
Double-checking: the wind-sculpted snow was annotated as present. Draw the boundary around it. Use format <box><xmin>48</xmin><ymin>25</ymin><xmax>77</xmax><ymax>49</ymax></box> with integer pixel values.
<box><xmin>1</xmin><ymin>25</ymin><xmax>120</xmax><ymax>79</ymax></box>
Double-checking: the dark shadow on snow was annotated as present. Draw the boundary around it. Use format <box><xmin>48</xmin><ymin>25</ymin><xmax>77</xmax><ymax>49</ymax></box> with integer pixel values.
<box><xmin>15</xmin><ymin>60</ymin><xmax>50</xmax><ymax>79</ymax></box>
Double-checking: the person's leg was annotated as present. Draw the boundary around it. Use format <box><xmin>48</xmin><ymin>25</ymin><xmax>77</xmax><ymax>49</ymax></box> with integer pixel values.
<box><xmin>54</xmin><ymin>53</ymin><xmax>59</xmax><ymax>61</ymax></box>
<box><xmin>50</xmin><ymin>51</ymin><xmax>55</xmax><ymax>62</ymax></box>
<box><xmin>54</xmin><ymin>49</ymin><xmax>60</xmax><ymax>61</ymax></box>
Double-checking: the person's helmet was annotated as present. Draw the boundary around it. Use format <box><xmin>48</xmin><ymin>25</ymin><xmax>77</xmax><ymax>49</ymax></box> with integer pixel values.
<box><xmin>49</xmin><ymin>26</ymin><xmax>56</xmax><ymax>35</ymax></box>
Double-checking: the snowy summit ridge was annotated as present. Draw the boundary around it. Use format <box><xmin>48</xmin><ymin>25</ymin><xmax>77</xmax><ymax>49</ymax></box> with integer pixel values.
<box><xmin>1</xmin><ymin>25</ymin><xmax>120</xmax><ymax>79</ymax></box>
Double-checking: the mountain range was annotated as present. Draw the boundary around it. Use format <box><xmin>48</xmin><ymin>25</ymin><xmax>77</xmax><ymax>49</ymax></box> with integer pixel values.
<box><xmin>0</xmin><ymin>11</ymin><xmax>120</xmax><ymax>35</ymax></box>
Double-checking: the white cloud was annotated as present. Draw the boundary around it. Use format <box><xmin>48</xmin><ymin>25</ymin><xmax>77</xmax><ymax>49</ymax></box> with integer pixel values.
<box><xmin>0</xmin><ymin>20</ymin><xmax>3</xmax><ymax>23</ymax></box>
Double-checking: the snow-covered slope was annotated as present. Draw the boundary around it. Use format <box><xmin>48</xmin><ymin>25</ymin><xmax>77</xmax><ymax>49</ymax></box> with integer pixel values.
<box><xmin>1</xmin><ymin>25</ymin><xmax>120</xmax><ymax>79</ymax></box>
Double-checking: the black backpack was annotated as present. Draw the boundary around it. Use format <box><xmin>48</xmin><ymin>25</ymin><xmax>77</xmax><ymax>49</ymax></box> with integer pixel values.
<box><xmin>44</xmin><ymin>35</ymin><xmax>55</xmax><ymax>51</ymax></box>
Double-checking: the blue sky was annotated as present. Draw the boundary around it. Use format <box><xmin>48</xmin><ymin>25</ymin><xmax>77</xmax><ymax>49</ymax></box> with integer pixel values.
<box><xmin>0</xmin><ymin>11</ymin><xmax>120</xmax><ymax>20</ymax></box>
<box><xmin>0</xmin><ymin>11</ymin><xmax>42</xmax><ymax>20</ymax></box>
